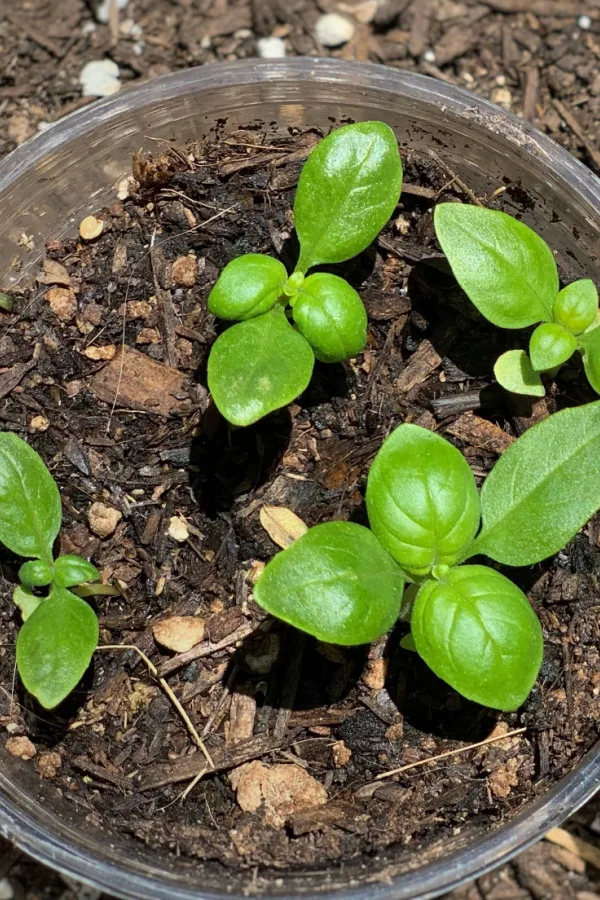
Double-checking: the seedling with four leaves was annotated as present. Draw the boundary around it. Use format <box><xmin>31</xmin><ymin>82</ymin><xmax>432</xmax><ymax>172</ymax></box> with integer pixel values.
<box><xmin>0</xmin><ymin>433</ymin><xmax>101</xmax><ymax>709</ymax></box>
<box><xmin>255</xmin><ymin>401</ymin><xmax>600</xmax><ymax>710</ymax></box>
<box><xmin>433</xmin><ymin>203</ymin><xmax>600</xmax><ymax>397</ymax></box>
<box><xmin>207</xmin><ymin>121</ymin><xmax>403</xmax><ymax>426</ymax></box>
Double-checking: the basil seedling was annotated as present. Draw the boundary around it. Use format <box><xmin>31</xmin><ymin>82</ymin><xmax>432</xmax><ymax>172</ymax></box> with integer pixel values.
<box><xmin>434</xmin><ymin>203</ymin><xmax>600</xmax><ymax>397</ymax></box>
<box><xmin>0</xmin><ymin>433</ymin><xmax>101</xmax><ymax>709</ymax></box>
<box><xmin>368</xmin><ymin>405</ymin><xmax>600</xmax><ymax>709</ymax></box>
<box><xmin>207</xmin><ymin>122</ymin><xmax>403</xmax><ymax>426</ymax></box>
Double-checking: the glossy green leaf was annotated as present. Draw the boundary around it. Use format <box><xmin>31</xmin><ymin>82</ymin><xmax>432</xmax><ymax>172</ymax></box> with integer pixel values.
<box><xmin>18</xmin><ymin>559</ymin><xmax>54</xmax><ymax>587</ymax></box>
<box><xmin>578</xmin><ymin>326</ymin><xmax>600</xmax><ymax>394</ymax></box>
<box><xmin>469</xmin><ymin>399</ymin><xmax>600</xmax><ymax>565</ymax></box>
<box><xmin>553</xmin><ymin>280</ymin><xmax>598</xmax><ymax>334</ymax></box>
<box><xmin>434</xmin><ymin>204</ymin><xmax>558</xmax><ymax>328</ymax></box>
<box><xmin>0</xmin><ymin>433</ymin><xmax>61</xmax><ymax>563</ymax></box>
<box><xmin>399</xmin><ymin>632</ymin><xmax>417</xmax><ymax>652</ymax></box>
<box><xmin>412</xmin><ymin>565</ymin><xmax>543</xmax><ymax>710</ymax></box>
<box><xmin>207</xmin><ymin>306</ymin><xmax>315</xmax><ymax>426</ymax></box>
<box><xmin>13</xmin><ymin>585</ymin><xmax>42</xmax><ymax>622</ymax></box>
<box><xmin>292</xmin><ymin>273</ymin><xmax>367</xmax><ymax>363</ymax></box>
<box><xmin>54</xmin><ymin>555</ymin><xmax>100</xmax><ymax>588</ymax></box>
<box><xmin>16</xmin><ymin>586</ymin><xmax>98</xmax><ymax>709</ymax></box>
<box><xmin>494</xmin><ymin>350</ymin><xmax>545</xmax><ymax>397</ymax></box>
<box><xmin>366</xmin><ymin>424</ymin><xmax>480</xmax><ymax>578</ymax></box>
<box><xmin>294</xmin><ymin>121</ymin><xmax>403</xmax><ymax>272</ymax></box>
<box><xmin>207</xmin><ymin>254</ymin><xmax>287</xmax><ymax>321</ymax></box>
<box><xmin>529</xmin><ymin>323</ymin><xmax>576</xmax><ymax>372</ymax></box>
<box><xmin>254</xmin><ymin>521</ymin><xmax>405</xmax><ymax>645</ymax></box>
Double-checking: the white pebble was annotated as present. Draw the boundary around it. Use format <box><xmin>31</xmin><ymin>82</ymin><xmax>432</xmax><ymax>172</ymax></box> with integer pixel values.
<box><xmin>79</xmin><ymin>59</ymin><xmax>121</xmax><ymax>97</ymax></box>
<box><xmin>422</xmin><ymin>49</ymin><xmax>436</xmax><ymax>63</ymax></box>
<box><xmin>315</xmin><ymin>13</ymin><xmax>356</xmax><ymax>47</ymax></box>
<box><xmin>578</xmin><ymin>14</ymin><xmax>592</xmax><ymax>29</ymax></box>
<box><xmin>96</xmin><ymin>0</ymin><xmax>130</xmax><ymax>24</ymax></box>
<box><xmin>0</xmin><ymin>879</ymin><xmax>13</xmax><ymax>900</ymax></box>
<box><xmin>256</xmin><ymin>36</ymin><xmax>286</xmax><ymax>59</ymax></box>
<box><xmin>168</xmin><ymin>516</ymin><xmax>189</xmax><ymax>543</ymax></box>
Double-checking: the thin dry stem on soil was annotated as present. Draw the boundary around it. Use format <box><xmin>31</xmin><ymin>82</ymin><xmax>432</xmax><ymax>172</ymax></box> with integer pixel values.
<box><xmin>97</xmin><ymin>644</ymin><xmax>214</xmax><ymax>769</ymax></box>
<box><xmin>375</xmin><ymin>727</ymin><xmax>527</xmax><ymax>780</ymax></box>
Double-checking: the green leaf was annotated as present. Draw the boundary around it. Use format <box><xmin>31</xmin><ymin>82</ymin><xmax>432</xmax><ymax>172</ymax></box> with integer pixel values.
<box><xmin>207</xmin><ymin>254</ymin><xmax>287</xmax><ymax>321</ymax></box>
<box><xmin>254</xmin><ymin>521</ymin><xmax>405</xmax><ymax>645</ymax></box>
<box><xmin>366</xmin><ymin>424</ymin><xmax>480</xmax><ymax>578</ymax></box>
<box><xmin>16</xmin><ymin>586</ymin><xmax>98</xmax><ymax>709</ymax></box>
<box><xmin>494</xmin><ymin>350</ymin><xmax>545</xmax><ymax>397</ymax></box>
<box><xmin>18</xmin><ymin>559</ymin><xmax>54</xmax><ymax>587</ymax></box>
<box><xmin>399</xmin><ymin>632</ymin><xmax>417</xmax><ymax>652</ymax></box>
<box><xmin>294</xmin><ymin>121</ymin><xmax>403</xmax><ymax>272</ymax></box>
<box><xmin>529</xmin><ymin>323</ymin><xmax>576</xmax><ymax>372</ymax></box>
<box><xmin>578</xmin><ymin>326</ymin><xmax>600</xmax><ymax>394</ymax></box>
<box><xmin>470</xmin><ymin>399</ymin><xmax>600</xmax><ymax>565</ymax></box>
<box><xmin>553</xmin><ymin>280</ymin><xmax>598</xmax><ymax>335</ymax></box>
<box><xmin>207</xmin><ymin>306</ymin><xmax>315</xmax><ymax>426</ymax></box>
<box><xmin>292</xmin><ymin>273</ymin><xmax>367</xmax><ymax>363</ymax></box>
<box><xmin>13</xmin><ymin>585</ymin><xmax>42</xmax><ymax>622</ymax></box>
<box><xmin>411</xmin><ymin>565</ymin><xmax>543</xmax><ymax>710</ymax></box>
<box><xmin>54</xmin><ymin>555</ymin><xmax>100</xmax><ymax>588</ymax></box>
<box><xmin>0</xmin><ymin>433</ymin><xmax>61</xmax><ymax>563</ymax></box>
<box><xmin>434</xmin><ymin>204</ymin><xmax>558</xmax><ymax>328</ymax></box>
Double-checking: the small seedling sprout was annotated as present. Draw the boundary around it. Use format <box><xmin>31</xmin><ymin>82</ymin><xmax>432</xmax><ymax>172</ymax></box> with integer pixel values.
<box><xmin>206</xmin><ymin>121</ymin><xmax>403</xmax><ymax>426</ymax></box>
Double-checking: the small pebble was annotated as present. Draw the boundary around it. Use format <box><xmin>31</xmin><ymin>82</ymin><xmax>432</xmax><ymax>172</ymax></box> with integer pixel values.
<box><xmin>168</xmin><ymin>515</ymin><xmax>189</xmax><ymax>543</ymax></box>
<box><xmin>256</xmin><ymin>36</ymin><xmax>286</xmax><ymax>58</ymax></box>
<box><xmin>36</xmin><ymin>750</ymin><xmax>62</xmax><ymax>779</ymax></box>
<box><xmin>578</xmin><ymin>14</ymin><xmax>592</xmax><ymax>29</ymax></box>
<box><xmin>6</xmin><ymin>736</ymin><xmax>36</xmax><ymax>760</ymax></box>
<box><xmin>45</xmin><ymin>287</ymin><xmax>77</xmax><ymax>323</ymax></box>
<box><xmin>315</xmin><ymin>13</ymin><xmax>356</xmax><ymax>47</ymax></box>
<box><xmin>422</xmin><ymin>49</ymin><xmax>436</xmax><ymax>63</ymax></box>
<box><xmin>0</xmin><ymin>878</ymin><xmax>13</xmax><ymax>900</ymax></box>
<box><xmin>79</xmin><ymin>215</ymin><xmax>104</xmax><ymax>241</ymax></box>
<box><xmin>136</xmin><ymin>327</ymin><xmax>161</xmax><ymax>345</ymax></box>
<box><xmin>29</xmin><ymin>416</ymin><xmax>50</xmax><ymax>433</ymax></box>
<box><xmin>84</xmin><ymin>345</ymin><xmax>116</xmax><ymax>361</ymax></box>
<box><xmin>79</xmin><ymin>59</ymin><xmax>121</xmax><ymax>97</ymax></box>
<box><xmin>171</xmin><ymin>255</ymin><xmax>197</xmax><ymax>287</ymax></box>
<box><xmin>491</xmin><ymin>87</ymin><xmax>512</xmax><ymax>109</ymax></box>
<box><xmin>332</xmin><ymin>740</ymin><xmax>352</xmax><ymax>768</ymax></box>
<box><xmin>88</xmin><ymin>502</ymin><xmax>122</xmax><ymax>538</ymax></box>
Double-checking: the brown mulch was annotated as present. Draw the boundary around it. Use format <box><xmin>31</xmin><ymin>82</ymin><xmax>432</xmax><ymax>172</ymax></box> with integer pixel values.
<box><xmin>2</xmin><ymin>2</ymin><xmax>600</xmax><ymax>899</ymax></box>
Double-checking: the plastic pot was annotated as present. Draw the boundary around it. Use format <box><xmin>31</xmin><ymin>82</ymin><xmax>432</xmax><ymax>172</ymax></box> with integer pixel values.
<box><xmin>0</xmin><ymin>58</ymin><xmax>599</xmax><ymax>900</ymax></box>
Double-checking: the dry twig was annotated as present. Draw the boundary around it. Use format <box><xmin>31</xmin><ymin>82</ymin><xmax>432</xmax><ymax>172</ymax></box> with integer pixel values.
<box><xmin>375</xmin><ymin>727</ymin><xmax>527</xmax><ymax>780</ymax></box>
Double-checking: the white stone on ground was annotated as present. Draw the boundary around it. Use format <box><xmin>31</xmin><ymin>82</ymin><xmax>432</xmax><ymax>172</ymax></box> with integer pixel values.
<box><xmin>256</xmin><ymin>36</ymin><xmax>286</xmax><ymax>58</ymax></box>
<box><xmin>315</xmin><ymin>13</ymin><xmax>355</xmax><ymax>47</ymax></box>
<box><xmin>79</xmin><ymin>59</ymin><xmax>121</xmax><ymax>97</ymax></box>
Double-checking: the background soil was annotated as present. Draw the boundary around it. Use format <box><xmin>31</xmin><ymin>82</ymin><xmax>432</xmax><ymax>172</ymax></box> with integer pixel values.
<box><xmin>2</xmin><ymin>1</ymin><xmax>600</xmax><ymax>898</ymax></box>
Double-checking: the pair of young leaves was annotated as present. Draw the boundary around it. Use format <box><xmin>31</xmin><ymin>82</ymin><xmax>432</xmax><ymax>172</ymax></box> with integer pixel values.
<box><xmin>255</xmin><ymin>400</ymin><xmax>600</xmax><ymax>710</ymax></box>
<box><xmin>0</xmin><ymin>433</ymin><xmax>101</xmax><ymax>709</ymax></box>
<box><xmin>434</xmin><ymin>203</ymin><xmax>600</xmax><ymax>397</ymax></box>
<box><xmin>207</xmin><ymin>121</ymin><xmax>403</xmax><ymax>426</ymax></box>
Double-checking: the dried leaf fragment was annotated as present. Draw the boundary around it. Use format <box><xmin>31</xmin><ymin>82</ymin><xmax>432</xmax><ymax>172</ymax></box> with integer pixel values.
<box><xmin>153</xmin><ymin>616</ymin><xmax>205</xmax><ymax>653</ymax></box>
<box><xmin>259</xmin><ymin>504</ymin><xmax>308</xmax><ymax>549</ymax></box>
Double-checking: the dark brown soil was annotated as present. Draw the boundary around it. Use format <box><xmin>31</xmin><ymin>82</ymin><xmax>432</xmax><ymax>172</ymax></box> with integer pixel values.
<box><xmin>0</xmin><ymin>124</ymin><xmax>599</xmax><ymax>884</ymax></box>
